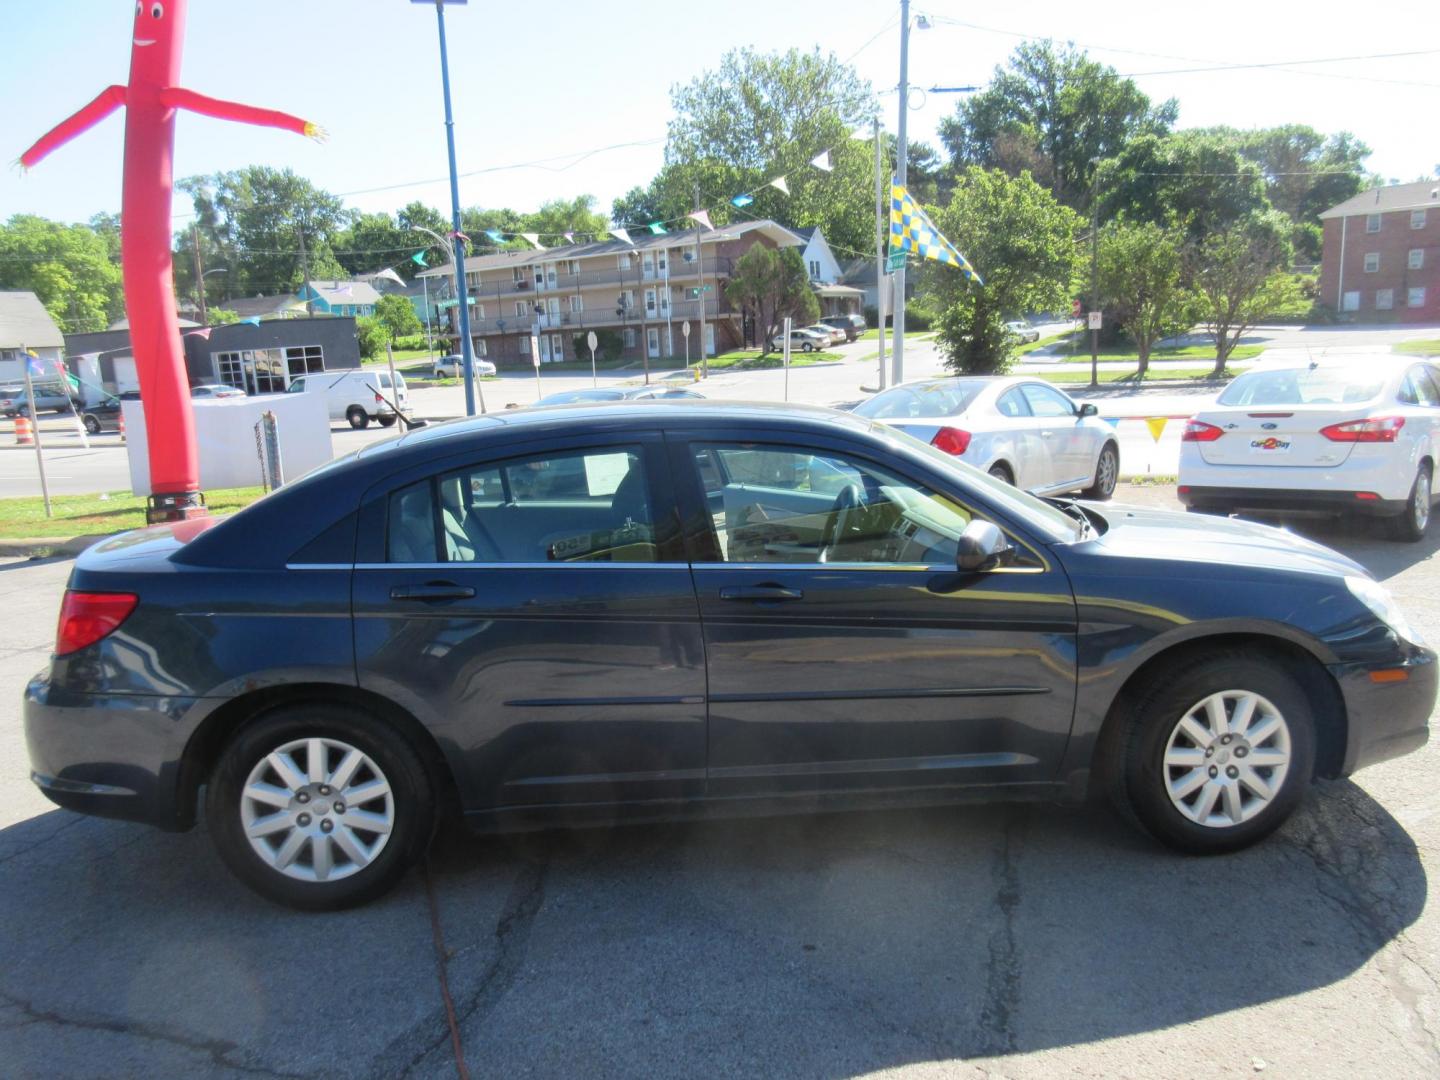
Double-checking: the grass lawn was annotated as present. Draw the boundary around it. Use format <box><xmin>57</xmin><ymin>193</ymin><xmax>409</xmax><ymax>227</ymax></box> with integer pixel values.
<box><xmin>1017</xmin><ymin>331</ymin><xmax>1072</xmax><ymax>355</ymax></box>
<box><xmin>854</xmin><ymin>329</ymin><xmax>935</xmax><ymax>344</ymax></box>
<box><xmin>1036</xmin><ymin>366</ymin><xmax>1233</xmax><ymax>385</ymax></box>
<box><xmin>0</xmin><ymin>487</ymin><xmax>267</xmax><ymax>542</ymax></box>
<box><xmin>1394</xmin><ymin>339</ymin><xmax>1440</xmax><ymax>356</ymax></box>
<box><xmin>1050</xmin><ymin>341</ymin><xmax>1262</xmax><ymax>364</ymax></box>
<box><xmin>706</xmin><ymin>349</ymin><xmax>844</xmax><ymax>371</ymax></box>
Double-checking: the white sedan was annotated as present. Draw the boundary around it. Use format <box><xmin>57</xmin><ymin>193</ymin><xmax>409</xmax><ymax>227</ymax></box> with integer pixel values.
<box><xmin>433</xmin><ymin>354</ymin><xmax>497</xmax><ymax>378</ymax></box>
<box><xmin>1178</xmin><ymin>355</ymin><xmax>1440</xmax><ymax>541</ymax></box>
<box><xmin>852</xmin><ymin>376</ymin><xmax>1120</xmax><ymax>498</ymax></box>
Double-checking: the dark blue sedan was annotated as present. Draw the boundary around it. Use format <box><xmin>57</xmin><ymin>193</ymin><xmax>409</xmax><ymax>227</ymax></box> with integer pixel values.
<box><xmin>23</xmin><ymin>403</ymin><xmax>1435</xmax><ymax>909</ymax></box>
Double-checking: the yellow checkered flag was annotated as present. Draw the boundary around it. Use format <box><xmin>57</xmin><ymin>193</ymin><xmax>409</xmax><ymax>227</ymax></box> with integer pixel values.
<box><xmin>889</xmin><ymin>183</ymin><xmax>982</xmax><ymax>284</ymax></box>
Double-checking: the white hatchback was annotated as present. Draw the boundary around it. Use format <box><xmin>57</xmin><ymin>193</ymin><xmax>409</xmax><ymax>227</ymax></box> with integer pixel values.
<box><xmin>1178</xmin><ymin>355</ymin><xmax>1440</xmax><ymax>541</ymax></box>
<box><xmin>852</xmin><ymin>376</ymin><xmax>1120</xmax><ymax>498</ymax></box>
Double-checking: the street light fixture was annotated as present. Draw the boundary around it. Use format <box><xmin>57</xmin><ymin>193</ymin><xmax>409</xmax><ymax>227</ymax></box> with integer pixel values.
<box><xmin>195</xmin><ymin>267</ymin><xmax>226</xmax><ymax>326</ymax></box>
<box><xmin>412</xmin><ymin>223</ymin><xmax>486</xmax><ymax>414</ymax></box>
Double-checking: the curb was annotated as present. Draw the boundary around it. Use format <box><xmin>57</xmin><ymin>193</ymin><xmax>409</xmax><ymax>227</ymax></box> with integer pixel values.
<box><xmin>0</xmin><ymin>533</ymin><xmax>114</xmax><ymax>559</ymax></box>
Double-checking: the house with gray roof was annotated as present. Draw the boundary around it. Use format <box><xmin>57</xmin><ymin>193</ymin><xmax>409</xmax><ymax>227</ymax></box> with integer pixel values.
<box><xmin>0</xmin><ymin>290</ymin><xmax>66</xmax><ymax>385</ymax></box>
<box><xmin>1319</xmin><ymin>180</ymin><xmax>1440</xmax><ymax>322</ymax></box>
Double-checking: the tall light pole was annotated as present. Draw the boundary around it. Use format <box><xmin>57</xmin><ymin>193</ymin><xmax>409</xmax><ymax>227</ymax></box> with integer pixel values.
<box><xmin>873</xmin><ymin>117</ymin><xmax>887</xmax><ymax>391</ymax></box>
<box><xmin>413</xmin><ymin>224</ymin><xmax>485</xmax><ymax>413</ymax></box>
<box><xmin>892</xmin><ymin>0</ymin><xmax>913</xmax><ymax>386</ymax></box>
<box><xmin>1089</xmin><ymin>158</ymin><xmax>1102</xmax><ymax>389</ymax></box>
<box><xmin>413</xmin><ymin>0</ymin><xmax>479</xmax><ymax>416</ymax></box>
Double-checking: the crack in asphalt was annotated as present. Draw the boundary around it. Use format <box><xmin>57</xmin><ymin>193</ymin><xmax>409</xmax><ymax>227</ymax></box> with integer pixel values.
<box><xmin>0</xmin><ymin>814</ymin><xmax>87</xmax><ymax>868</ymax></box>
<box><xmin>0</xmin><ymin>989</ymin><xmax>318</xmax><ymax>1079</ymax></box>
<box><xmin>975</xmin><ymin>809</ymin><xmax>1025</xmax><ymax>1057</ymax></box>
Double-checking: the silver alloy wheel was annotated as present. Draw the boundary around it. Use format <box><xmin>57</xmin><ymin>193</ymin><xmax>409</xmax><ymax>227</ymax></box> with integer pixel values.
<box><xmin>1096</xmin><ymin>446</ymin><xmax>1118</xmax><ymax>494</ymax></box>
<box><xmin>240</xmin><ymin>737</ymin><xmax>395</xmax><ymax>883</ymax></box>
<box><xmin>1414</xmin><ymin>470</ymin><xmax>1430</xmax><ymax>533</ymax></box>
<box><xmin>1162</xmin><ymin>689</ymin><xmax>1292</xmax><ymax>828</ymax></box>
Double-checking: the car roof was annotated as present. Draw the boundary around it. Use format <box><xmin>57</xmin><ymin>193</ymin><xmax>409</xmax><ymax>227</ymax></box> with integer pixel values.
<box><xmin>1246</xmin><ymin>353</ymin><xmax>1419</xmax><ymax>373</ymax></box>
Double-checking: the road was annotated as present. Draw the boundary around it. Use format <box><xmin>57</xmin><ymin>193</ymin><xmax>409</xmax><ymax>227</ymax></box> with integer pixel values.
<box><xmin>1</xmin><ymin>486</ymin><xmax>1436</xmax><ymax>1077</ymax></box>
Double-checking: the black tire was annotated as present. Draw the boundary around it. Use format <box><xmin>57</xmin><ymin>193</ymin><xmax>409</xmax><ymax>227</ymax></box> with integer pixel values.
<box><xmin>1106</xmin><ymin>651</ymin><xmax>1315</xmax><ymax>855</ymax></box>
<box><xmin>1384</xmin><ymin>464</ymin><xmax>1431</xmax><ymax>543</ymax></box>
<box><xmin>988</xmin><ymin>463</ymin><xmax>1014</xmax><ymax>485</ymax></box>
<box><xmin>206</xmin><ymin>704</ymin><xmax>436</xmax><ymax>911</ymax></box>
<box><xmin>82</xmin><ymin>414</ymin><xmax>101</xmax><ymax>435</ymax></box>
<box><xmin>15</xmin><ymin>405</ymin><xmax>29</xmax><ymax>419</ymax></box>
<box><xmin>1082</xmin><ymin>442</ymin><xmax>1119</xmax><ymax>500</ymax></box>
<box><xmin>346</xmin><ymin>406</ymin><xmax>369</xmax><ymax>430</ymax></box>
<box><xmin>377</xmin><ymin>414</ymin><xmax>398</xmax><ymax>428</ymax></box>
<box><xmin>801</xmin><ymin>343</ymin><xmax>814</xmax><ymax>353</ymax></box>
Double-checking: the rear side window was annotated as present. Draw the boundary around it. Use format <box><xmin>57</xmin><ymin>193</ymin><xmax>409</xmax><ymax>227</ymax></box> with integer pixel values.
<box><xmin>387</xmin><ymin>480</ymin><xmax>437</xmax><ymax>562</ymax></box>
<box><xmin>1404</xmin><ymin>367</ymin><xmax>1440</xmax><ymax>407</ymax></box>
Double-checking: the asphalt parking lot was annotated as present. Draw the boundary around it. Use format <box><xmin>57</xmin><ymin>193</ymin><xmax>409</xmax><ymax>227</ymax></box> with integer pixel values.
<box><xmin>1</xmin><ymin>485</ymin><xmax>1437</xmax><ymax>1079</ymax></box>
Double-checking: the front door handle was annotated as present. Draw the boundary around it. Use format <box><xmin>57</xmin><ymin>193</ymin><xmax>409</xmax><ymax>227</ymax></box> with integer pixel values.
<box><xmin>719</xmin><ymin>584</ymin><xmax>804</xmax><ymax>602</ymax></box>
<box><xmin>390</xmin><ymin>582</ymin><xmax>476</xmax><ymax>602</ymax></box>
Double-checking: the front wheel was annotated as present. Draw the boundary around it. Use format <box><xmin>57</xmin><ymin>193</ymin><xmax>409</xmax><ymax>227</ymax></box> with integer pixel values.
<box><xmin>82</xmin><ymin>414</ymin><xmax>101</xmax><ymax>435</ymax></box>
<box><xmin>1108</xmin><ymin>652</ymin><xmax>1315</xmax><ymax>854</ymax></box>
<box><xmin>206</xmin><ymin>705</ymin><xmax>436</xmax><ymax>910</ymax></box>
<box><xmin>346</xmin><ymin>406</ymin><xmax>369</xmax><ymax>430</ymax></box>
<box><xmin>1083</xmin><ymin>443</ymin><xmax>1119</xmax><ymax>500</ymax></box>
<box><xmin>801</xmin><ymin>343</ymin><xmax>814</xmax><ymax>353</ymax></box>
<box><xmin>1385</xmin><ymin>464</ymin><xmax>1431</xmax><ymax>543</ymax></box>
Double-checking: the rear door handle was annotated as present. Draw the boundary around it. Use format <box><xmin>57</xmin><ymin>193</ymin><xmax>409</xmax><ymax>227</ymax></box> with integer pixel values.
<box><xmin>720</xmin><ymin>585</ymin><xmax>804</xmax><ymax>602</ymax></box>
<box><xmin>390</xmin><ymin>583</ymin><xmax>476</xmax><ymax>602</ymax></box>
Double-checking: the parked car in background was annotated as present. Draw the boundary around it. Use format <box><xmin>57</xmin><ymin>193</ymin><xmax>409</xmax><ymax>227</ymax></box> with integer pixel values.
<box><xmin>190</xmin><ymin>384</ymin><xmax>246</xmax><ymax>399</ymax></box>
<box><xmin>819</xmin><ymin>314</ymin><xmax>866</xmax><ymax>342</ymax></box>
<box><xmin>80</xmin><ymin>395</ymin><xmax>123</xmax><ymax>434</ymax></box>
<box><xmin>2</xmin><ymin>381</ymin><xmax>82</xmax><ymax>417</ymax></box>
<box><xmin>287</xmin><ymin>370</ymin><xmax>409</xmax><ymax>429</ymax></box>
<box><xmin>535</xmin><ymin>386</ymin><xmax>705</xmax><ymax>406</ymax></box>
<box><xmin>432</xmin><ymin>354</ymin><xmax>497</xmax><ymax>378</ymax></box>
<box><xmin>807</xmin><ymin>323</ymin><xmax>848</xmax><ymax>347</ymax></box>
<box><xmin>24</xmin><ymin>402</ymin><xmax>1434</xmax><ymax>909</ymax></box>
<box><xmin>853</xmin><ymin>376</ymin><xmax>1120</xmax><ymax>498</ymax></box>
<box><xmin>770</xmin><ymin>327</ymin><xmax>831</xmax><ymax>353</ymax></box>
<box><xmin>1178</xmin><ymin>355</ymin><xmax>1440</xmax><ymax>541</ymax></box>
<box><xmin>1005</xmin><ymin>320</ymin><xmax>1041</xmax><ymax>344</ymax></box>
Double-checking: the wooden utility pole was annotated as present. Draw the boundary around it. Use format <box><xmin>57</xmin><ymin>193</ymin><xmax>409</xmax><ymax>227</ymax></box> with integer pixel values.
<box><xmin>191</xmin><ymin>224</ymin><xmax>208</xmax><ymax>325</ymax></box>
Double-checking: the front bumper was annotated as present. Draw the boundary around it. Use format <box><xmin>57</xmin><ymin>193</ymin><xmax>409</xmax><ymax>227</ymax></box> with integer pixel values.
<box><xmin>1331</xmin><ymin>645</ymin><xmax>1436</xmax><ymax>775</ymax></box>
<box><xmin>1179</xmin><ymin>485</ymin><xmax>1408</xmax><ymax>518</ymax></box>
<box><xmin>24</xmin><ymin>673</ymin><xmax>204</xmax><ymax>831</ymax></box>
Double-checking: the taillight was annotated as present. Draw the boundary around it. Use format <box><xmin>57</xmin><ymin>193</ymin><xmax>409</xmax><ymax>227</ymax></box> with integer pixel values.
<box><xmin>1181</xmin><ymin>420</ymin><xmax>1225</xmax><ymax>442</ymax></box>
<box><xmin>931</xmin><ymin>427</ymin><xmax>972</xmax><ymax>455</ymax></box>
<box><xmin>55</xmin><ymin>591</ymin><xmax>138</xmax><ymax>656</ymax></box>
<box><xmin>1320</xmin><ymin>416</ymin><xmax>1405</xmax><ymax>443</ymax></box>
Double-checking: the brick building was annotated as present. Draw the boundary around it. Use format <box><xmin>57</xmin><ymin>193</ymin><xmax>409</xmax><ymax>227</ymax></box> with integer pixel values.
<box><xmin>1319</xmin><ymin>181</ymin><xmax>1439</xmax><ymax>322</ymax></box>
<box><xmin>417</xmin><ymin>220</ymin><xmax>804</xmax><ymax>368</ymax></box>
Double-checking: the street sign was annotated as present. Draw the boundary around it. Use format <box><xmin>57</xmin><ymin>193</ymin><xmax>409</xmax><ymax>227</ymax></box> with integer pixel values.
<box><xmin>586</xmin><ymin>330</ymin><xmax>598</xmax><ymax>351</ymax></box>
<box><xmin>529</xmin><ymin>333</ymin><xmax>540</xmax><ymax>368</ymax></box>
<box><xmin>1087</xmin><ymin>311</ymin><xmax>1102</xmax><ymax>331</ymax></box>
<box><xmin>887</xmin><ymin>250</ymin><xmax>906</xmax><ymax>272</ymax></box>
<box><xmin>681</xmin><ymin>321</ymin><xmax>691</xmax><ymax>338</ymax></box>
<box><xmin>1071</xmin><ymin>299</ymin><xmax>1082</xmax><ymax>318</ymax></box>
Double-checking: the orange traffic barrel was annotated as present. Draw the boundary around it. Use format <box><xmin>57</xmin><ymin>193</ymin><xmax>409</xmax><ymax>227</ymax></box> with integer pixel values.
<box><xmin>118</xmin><ymin>412</ymin><xmax>126</xmax><ymax>442</ymax></box>
<box><xmin>14</xmin><ymin>414</ymin><xmax>34</xmax><ymax>446</ymax></box>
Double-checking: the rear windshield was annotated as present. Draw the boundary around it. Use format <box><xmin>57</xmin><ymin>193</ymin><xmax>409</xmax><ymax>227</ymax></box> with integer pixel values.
<box><xmin>854</xmin><ymin>380</ymin><xmax>988</xmax><ymax>420</ymax></box>
<box><xmin>1218</xmin><ymin>368</ymin><xmax>1384</xmax><ymax>407</ymax></box>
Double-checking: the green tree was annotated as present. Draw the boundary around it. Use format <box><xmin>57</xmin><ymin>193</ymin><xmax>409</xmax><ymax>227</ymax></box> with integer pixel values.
<box><xmin>0</xmin><ymin>214</ymin><xmax>124</xmax><ymax>332</ymax></box>
<box><xmin>940</xmin><ymin>43</ymin><xmax>1177</xmax><ymax>212</ymax></box>
<box><xmin>1097</xmin><ymin>220</ymin><xmax>1194</xmax><ymax>377</ymax></box>
<box><xmin>1102</xmin><ymin>131</ymin><xmax>1271</xmax><ymax>242</ymax></box>
<box><xmin>923</xmin><ymin>168</ymin><xmax>1082</xmax><ymax>374</ymax></box>
<box><xmin>520</xmin><ymin>195</ymin><xmax>609</xmax><ymax>243</ymax></box>
<box><xmin>374</xmin><ymin>293</ymin><xmax>421</xmax><ymax>343</ymax></box>
<box><xmin>355</xmin><ymin>314</ymin><xmax>388</xmax><ymax>360</ymax></box>
<box><xmin>724</xmin><ymin>245</ymin><xmax>819</xmax><ymax>355</ymax></box>
<box><xmin>207</xmin><ymin>308</ymin><xmax>241</xmax><ymax>325</ymax></box>
<box><xmin>1185</xmin><ymin>212</ymin><xmax>1305</xmax><ymax>375</ymax></box>
<box><xmin>333</xmin><ymin>212</ymin><xmax>415</xmax><ymax>279</ymax></box>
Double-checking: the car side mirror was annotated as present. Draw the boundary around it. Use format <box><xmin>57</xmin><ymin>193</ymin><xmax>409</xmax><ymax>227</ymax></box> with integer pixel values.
<box><xmin>1077</xmin><ymin>402</ymin><xmax>1098</xmax><ymax>417</ymax></box>
<box><xmin>956</xmin><ymin>519</ymin><xmax>1014</xmax><ymax>572</ymax></box>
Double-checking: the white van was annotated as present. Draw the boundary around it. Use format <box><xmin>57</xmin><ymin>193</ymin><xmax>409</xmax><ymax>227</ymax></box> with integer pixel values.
<box><xmin>287</xmin><ymin>369</ymin><xmax>409</xmax><ymax>429</ymax></box>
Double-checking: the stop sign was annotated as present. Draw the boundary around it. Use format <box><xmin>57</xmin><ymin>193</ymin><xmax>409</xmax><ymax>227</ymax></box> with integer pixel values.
<box><xmin>1071</xmin><ymin>299</ymin><xmax>1082</xmax><ymax>318</ymax></box>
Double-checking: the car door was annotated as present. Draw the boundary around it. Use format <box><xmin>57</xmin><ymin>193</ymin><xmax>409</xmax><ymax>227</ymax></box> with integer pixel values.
<box><xmin>1020</xmin><ymin>382</ymin><xmax>1094</xmax><ymax>491</ymax></box>
<box><xmin>1403</xmin><ymin>365</ymin><xmax>1440</xmax><ymax>475</ymax></box>
<box><xmin>351</xmin><ymin>432</ymin><xmax>707</xmax><ymax>820</ymax></box>
<box><xmin>670</xmin><ymin>430</ymin><xmax>1078</xmax><ymax>799</ymax></box>
<box><xmin>991</xmin><ymin>386</ymin><xmax>1051</xmax><ymax>489</ymax></box>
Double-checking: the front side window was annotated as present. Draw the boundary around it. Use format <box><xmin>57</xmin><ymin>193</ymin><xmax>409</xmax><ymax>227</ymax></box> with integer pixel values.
<box><xmin>691</xmin><ymin>443</ymin><xmax>989</xmax><ymax>567</ymax></box>
<box><xmin>1020</xmin><ymin>383</ymin><xmax>1077</xmax><ymax>418</ymax></box>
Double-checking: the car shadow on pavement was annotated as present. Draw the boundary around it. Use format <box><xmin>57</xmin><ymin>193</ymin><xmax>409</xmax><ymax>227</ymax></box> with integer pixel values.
<box><xmin>0</xmin><ymin>780</ymin><xmax>1425</xmax><ymax>1076</ymax></box>
<box><xmin>1237</xmin><ymin>512</ymin><xmax>1440</xmax><ymax>581</ymax></box>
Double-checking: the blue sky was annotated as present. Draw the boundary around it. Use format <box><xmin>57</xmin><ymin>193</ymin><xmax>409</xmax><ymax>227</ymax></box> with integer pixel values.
<box><xmin>2</xmin><ymin>0</ymin><xmax>1436</xmax><ymax>231</ymax></box>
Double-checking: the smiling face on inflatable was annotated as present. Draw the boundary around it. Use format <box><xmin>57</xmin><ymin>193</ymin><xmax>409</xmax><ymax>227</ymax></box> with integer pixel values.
<box><xmin>130</xmin><ymin>0</ymin><xmax>186</xmax><ymax>87</ymax></box>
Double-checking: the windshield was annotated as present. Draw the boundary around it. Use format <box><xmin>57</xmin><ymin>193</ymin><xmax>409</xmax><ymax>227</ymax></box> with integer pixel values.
<box><xmin>854</xmin><ymin>380</ymin><xmax>988</xmax><ymax>420</ymax></box>
<box><xmin>1218</xmin><ymin>367</ymin><xmax>1384</xmax><ymax>407</ymax></box>
<box><xmin>881</xmin><ymin>424</ymin><xmax>1080</xmax><ymax>543</ymax></box>
<box><xmin>540</xmin><ymin>389</ymin><xmax>624</xmax><ymax>405</ymax></box>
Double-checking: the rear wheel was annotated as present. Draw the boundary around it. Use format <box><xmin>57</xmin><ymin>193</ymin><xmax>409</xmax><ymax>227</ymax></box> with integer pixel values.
<box><xmin>1083</xmin><ymin>443</ymin><xmax>1119</xmax><ymax>500</ymax></box>
<box><xmin>207</xmin><ymin>705</ymin><xmax>435</xmax><ymax>910</ymax></box>
<box><xmin>1385</xmin><ymin>464</ymin><xmax>1431</xmax><ymax>543</ymax></box>
<box><xmin>82</xmin><ymin>414</ymin><xmax>101</xmax><ymax>435</ymax></box>
<box><xmin>801</xmin><ymin>343</ymin><xmax>814</xmax><ymax>353</ymax></box>
<box><xmin>1107</xmin><ymin>652</ymin><xmax>1315</xmax><ymax>854</ymax></box>
<box><xmin>988</xmin><ymin>463</ymin><xmax>1014</xmax><ymax>486</ymax></box>
<box><xmin>346</xmin><ymin>406</ymin><xmax>369</xmax><ymax>430</ymax></box>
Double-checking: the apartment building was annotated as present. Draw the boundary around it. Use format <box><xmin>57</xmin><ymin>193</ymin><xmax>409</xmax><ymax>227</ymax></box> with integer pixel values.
<box><xmin>418</xmin><ymin>220</ymin><xmax>804</xmax><ymax>367</ymax></box>
<box><xmin>1319</xmin><ymin>181</ymin><xmax>1440</xmax><ymax>322</ymax></box>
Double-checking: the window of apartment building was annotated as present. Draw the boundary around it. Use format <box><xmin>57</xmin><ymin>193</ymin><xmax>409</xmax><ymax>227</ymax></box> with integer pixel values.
<box><xmin>657</xmin><ymin>250</ymin><xmax>668</xmax><ymax>273</ymax></box>
<box><xmin>621</xmin><ymin>289</ymin><xmax>636</xmax><ymax>310</ymax></box>
<box><xmin>519</xmin><ymin>335</ymin><xmax>531</xmax><ymax>357</ymax></box>
<box><xmin>1366</xmin><ymin>214</ymin><xmax>1381</xmax><ymax>233</ymax></box>
<box><xmin>474</xmin><ymin>302</ymin><xmax>485</xmax><ymax>319</ymax></box>
<box><xmin>618</xmin><ymin>253</ymin><xmax>632</xmax><ymax>271</ymax></box>
<box><xmin>642</xmin><ymin>252</ymin><xmax>654</xmax><ymax>275</ymax></box>
<box><xmin>1412</xmin><ymin>209</ymin><xmax>1427</xmax><ymax>230</ymax></box>
<box><xmin>809</xmin><ymin>259</ymin><xmax>821</xmax><ymax>279</ymax></box>
<box><xmin>549</xmin><ymin>334</ymin><xmax>565</xmax><ymax>361</ymax></box>
<box><xmin>284</xmin><ymin>345</ymin><xmax>325</xmax><ymax>378</ymax></box>
<box><xmin>515</xmin><ymin>301</ymin><xmax>527</xmax><ymax>317</ymax></box>
<box><xmin>1364</xmin><ymin>252</ymin><xmax>1380</xmax><ymax>273</ymax></box>
<box><xmin>569</xmin><ymin>295</ymin><xmax>583</xmax><ymax>313</ymax></box>
<box><xmin>645</xmin><ymin>288</ymin><xmax>657</xmax><ymax>314</ymax></box>
<box><xmin>1409</xmin><ymin>287</ymin><xmax>1427</xmax><ymax>309</ymax></box>
<box><xmin>623</xmin><ymin>328</ymin><xmax>636</xmax><ymax>348</ymax></box>
<box><xmin>1410</xmin><ymin>249</ymin><xmax>1425</xmax><ymax>270</ymax></box>
<box><xmin>1376</xmin><ymin>289</ymin><xmax>1394</xmax><ymax>310</ymax></box>
<box><xmin>474</xmin><ymin>339</ymin><xmax>488</xmax><ymax>357</ymax></box>
<box><xmin>512</xmin><ymin>267</ymin><xmax>526</xmax><ymax>282</ymax></box>
<box><xmin>1342</xmin><ymin>291</ymin><xmax>1360</xmax><ymax>312</ymax></box>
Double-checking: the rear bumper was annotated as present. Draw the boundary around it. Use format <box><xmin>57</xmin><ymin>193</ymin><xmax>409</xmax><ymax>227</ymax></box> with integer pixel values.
<box><xmin>1178</xmin><ymin>485</ymin><xmax>1408</xmax><ymax>518</ymax></box>
<box><xmin>1331</xmin><ymin>645</ymin><xmax>1436</xmax><ymax>775</ymax></box>
<box><xmin>23</xmin><ymin>674</ymin><xmax>204</xmax><ymax>831</ymax></box>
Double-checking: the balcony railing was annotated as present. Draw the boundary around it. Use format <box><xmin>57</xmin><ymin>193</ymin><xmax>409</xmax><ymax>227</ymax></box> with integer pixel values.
<box><xmin>460</xmin><ymin>299</ymin><xmax>725</xmax><ymax>338</ymax></box>
<box><xmin>464</xmin><ymin>257</ymin><xmax>731</xmax><ymax>298</ymax></box>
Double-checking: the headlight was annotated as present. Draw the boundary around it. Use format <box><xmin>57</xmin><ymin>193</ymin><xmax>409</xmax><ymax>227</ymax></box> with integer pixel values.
<box><xmin>1346</xmin><ymin>575</ymin><xmax>1422</xmax><ymax>645</ymax></box>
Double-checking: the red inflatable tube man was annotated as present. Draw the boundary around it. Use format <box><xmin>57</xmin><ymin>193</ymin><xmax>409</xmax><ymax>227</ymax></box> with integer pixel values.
<box><xmin>20</xmin><ymin>0</ymin><xmax>321</xmax><ymax>521</ymax></box>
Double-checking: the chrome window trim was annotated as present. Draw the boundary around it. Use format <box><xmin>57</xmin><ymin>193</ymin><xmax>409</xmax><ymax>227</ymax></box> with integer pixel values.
<box><xmin>689</xmin><ymin>561</ymin><xmax>1047</xmax><ymax>575</ymax></box>
<box><xmin>353</xmin><ymin>562</ymin><xmax>686</xmax><ymax>571</ymax></box>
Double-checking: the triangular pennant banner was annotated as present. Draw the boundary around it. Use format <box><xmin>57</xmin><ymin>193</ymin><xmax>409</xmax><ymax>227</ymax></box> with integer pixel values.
<box><xmin>373</xmin><ymin>267</ymin><xmax>405</xmax><ymax>287</ymax></box>
<box><xmin>889</xmin><ymin>183</ymin><xmax>982</xmax><ymax>284</ymax></box>
<box><xmin>1145</xmin><ymin>417</ymin><xmax>1168</xmax><ymax>443</ymax></box>
<box><xmin>520</xmin><ymin>233</ymin><xmax>545</xmax><ymax>250</ymax></box>
<box><xmin>484</xmin><ymin>230</ymin><xmax>503</xmax><ymax>244</ymax></box>
<box><xmin>411</xmin><ymin>250</ymin><xmax>428</xmax><ymax>266</ymax></box>
<box><xmin>769</xmin><ymin>176</ymin><xmax>789</xmax><ymax>195</ymax></box>
<box><xmin>809</xmin><ymin>150</ymin><xmax>832</xmax><ymax>172</ymax></box>
<box><xmin>184</xmin><ymin>327</ymin><xmax>213</xmax><ymax>340</ymax></box>
<box><xmin>1102</xmin><ymin>416</ymin><xmax>1121</xmax><ymax>429</ymax></box>
<box><xmin>609</xmin><ymin>228</ymin><xmax>633</xmax><ymax>246</ymax></box>
<box><xmin>687</xmin><ymin>210</ymin><xmax>713</xmax><ymax>230</ymax></box>
<box><xmin>731</xmin><ymin>193</ymin><xmax>755</xmax><ymax>208</ymax></box>
<box><xmin>563</xmin><ymin>232</ymin><xmax>575</xmax><ymax>244</ymax></box>
<box><xmin>648</xmin><ymin>222</ymin><xmax>667</xmax><ymax>235</ymax></box>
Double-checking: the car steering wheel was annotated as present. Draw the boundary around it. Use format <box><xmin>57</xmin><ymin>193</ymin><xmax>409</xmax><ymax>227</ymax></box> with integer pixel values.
<box><xmin>818</xmin><ymin>484</ymin><xmax>864</xmax><ymax>563</ymax></box>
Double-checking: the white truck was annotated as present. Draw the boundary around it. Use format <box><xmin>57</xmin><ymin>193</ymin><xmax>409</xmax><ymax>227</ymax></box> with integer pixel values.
<box><xmin>286</xmin><ymin>369</ymin><xmax>409</xmax><ymax>429</ymax></box>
